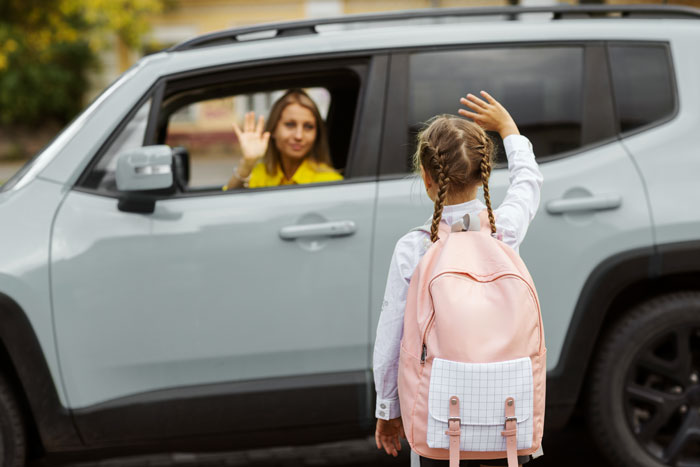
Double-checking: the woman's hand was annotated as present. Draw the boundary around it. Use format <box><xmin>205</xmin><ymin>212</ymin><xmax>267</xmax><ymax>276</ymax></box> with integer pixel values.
<box><xmin>458</xmin><ymin>90</ymin><xmax>520</xmax><ymax>140</ymax></box>
<box><xmin>375</xmin><ymin>417</ymin><xmax>405</xmax><ymax>457</ymax></box>
<box><xmin>232</xmin><ymin>111</ymin><xmax>271</xmax><ymax>176</ymax></box>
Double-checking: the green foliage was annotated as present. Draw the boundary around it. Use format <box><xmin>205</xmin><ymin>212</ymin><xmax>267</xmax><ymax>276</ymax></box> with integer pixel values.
<box><xmin>0</xmin><ymin>0</ymin><xmax>169</xmax><ymax>126</ymax></box>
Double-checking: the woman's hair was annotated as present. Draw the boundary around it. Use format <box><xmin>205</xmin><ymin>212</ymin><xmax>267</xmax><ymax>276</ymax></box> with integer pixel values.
<box><xmin>262</xmin><ymin>88</ymin><xmax>333</xmax><ymax>175</ymax></box>
<box><xmin>413</xmin><ymin>115</ymin><xmax>496</xmax><ymax>242</ymax></box>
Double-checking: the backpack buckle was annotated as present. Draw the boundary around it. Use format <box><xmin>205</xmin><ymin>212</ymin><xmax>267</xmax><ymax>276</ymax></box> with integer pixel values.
<box><xmin>445</xmin><ymin>416</ymin><xmax>461</xmax><ymax>436</ymax></box>
<box><xmin>504</xmin><ymin>416</ymin><xmax>517</xmax><ymax>428</ymax></box>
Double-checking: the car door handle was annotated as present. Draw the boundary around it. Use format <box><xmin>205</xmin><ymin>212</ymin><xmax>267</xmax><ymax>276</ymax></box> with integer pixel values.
<box><xmin>546</xmin><ymin>194</ymin><xmax>622</xmax><ymax>214</ymax></box>
<box><xmin>279</xmin><ymin>221</ymin><xmax>357</xmax><ymax>240</ymax></box>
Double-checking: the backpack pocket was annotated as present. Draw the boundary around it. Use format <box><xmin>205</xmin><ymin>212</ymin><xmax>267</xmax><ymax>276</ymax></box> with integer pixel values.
<box><xmin>427</xmin><ymin>357</ymin><xmax>534</xmax><ymax>452</ymax></box>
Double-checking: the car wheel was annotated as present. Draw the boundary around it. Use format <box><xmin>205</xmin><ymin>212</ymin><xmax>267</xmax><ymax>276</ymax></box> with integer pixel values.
<box><xmin>587</xmin><ymin>291</ymin><xmax>700</xmax><ymax>467</ymax></box>
<box><xmin>0</xmin><ymin>373</ymin><xmax>25</xmax><ymax>467</ymax></box>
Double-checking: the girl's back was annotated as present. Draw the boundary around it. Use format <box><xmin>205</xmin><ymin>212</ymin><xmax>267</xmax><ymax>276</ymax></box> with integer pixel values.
<box><xmin>373</xmin><ymin>91</ymin><xmax>544</xmax><ymax>467</ymax></box>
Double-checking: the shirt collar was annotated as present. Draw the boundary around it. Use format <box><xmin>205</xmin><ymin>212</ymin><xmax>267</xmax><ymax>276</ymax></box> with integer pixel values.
<box><xmin>274</xmin><ymin>158</ymin><xmax>318</xmax><ymax>185</ymax></box>
<box><xmin>424</xmin><ymin>199</ymin><xmax>486</xmax><ymax>226</ymax></box>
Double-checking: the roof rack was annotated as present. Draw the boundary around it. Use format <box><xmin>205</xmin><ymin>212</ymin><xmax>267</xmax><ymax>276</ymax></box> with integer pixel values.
<box><xmin>169</xmin><ymin>4</ymin><xmax>700</xmax><ymax>52</ymax></box>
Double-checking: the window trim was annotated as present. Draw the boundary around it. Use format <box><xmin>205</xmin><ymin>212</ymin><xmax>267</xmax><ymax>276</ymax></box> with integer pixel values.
<box><xmin>379</xmin><ymin>41</ymin><xmax>624</xmax><ymax>177</ymax></box>
<box><xmin>75</xmin><ymin>52</ymin><xmax>388</xmax><ymax>198</ymax></box>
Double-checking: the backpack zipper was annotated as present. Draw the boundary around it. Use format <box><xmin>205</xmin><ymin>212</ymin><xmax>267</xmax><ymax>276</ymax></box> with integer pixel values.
<box><xmin>418</xmin><ymin>270</ymin><xmax>541</xmax><ymax>364</ymax></box>
<box><xmin>420</xmin><ymin>315</ymin><xmax>435</xmax><ymax>364</ymax></box>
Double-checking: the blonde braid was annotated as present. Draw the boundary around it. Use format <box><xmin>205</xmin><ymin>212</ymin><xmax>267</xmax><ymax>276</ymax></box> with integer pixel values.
<box><xmin>430</xmin><ymin>151</ymin><xmax>450</xmax><ymax>243</ymax></box>
<box><xmin>480</xmin><ymin>152</ymin><xmax>497</xmax><ymax>235</ymax></box>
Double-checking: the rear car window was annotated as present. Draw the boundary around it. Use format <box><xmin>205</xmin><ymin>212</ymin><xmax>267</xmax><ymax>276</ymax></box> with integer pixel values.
<box><xmin>405</xmin><ymin>46</ymin><xmax>585</xmax><ymax>170</ymax></box>
<box><xmin>608</xmin><ymin>44</ymin><xmax>675</xmax><ymax>134</ymax></box>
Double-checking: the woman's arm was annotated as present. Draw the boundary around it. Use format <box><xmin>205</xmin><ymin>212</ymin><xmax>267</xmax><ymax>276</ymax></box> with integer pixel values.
<box><xmin>224</xmin><ymin>111</ymin><xmax>270</xmax><ymax>190</ymax></box>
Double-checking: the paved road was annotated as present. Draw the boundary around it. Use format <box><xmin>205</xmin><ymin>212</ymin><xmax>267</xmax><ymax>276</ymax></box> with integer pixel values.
<box><xmin>31</xmin><ymin>418</ymin><xmax>611</xmax><ymax>467</ymax></box>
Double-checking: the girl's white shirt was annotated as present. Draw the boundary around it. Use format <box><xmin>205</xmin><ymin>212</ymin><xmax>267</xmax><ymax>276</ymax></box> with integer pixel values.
<box><xmin>373</xmin><ymin>134</ymin><xmax>543</xmax><ymax>420</ymax></box>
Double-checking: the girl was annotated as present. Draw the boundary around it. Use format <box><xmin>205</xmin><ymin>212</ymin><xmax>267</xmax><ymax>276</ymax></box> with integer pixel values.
<box><xmin>373</xmin><ymin>91</ymin><xmax>543</xmax><ymax>467</ymax></box>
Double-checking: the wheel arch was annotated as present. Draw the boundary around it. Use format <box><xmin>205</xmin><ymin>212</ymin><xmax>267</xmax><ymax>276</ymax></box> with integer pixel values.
<box><xmin>545</xmin><ymin>240</ymin><xmax>700</xmax><ymax>429</ymax></box>
<box><xmin>0</xmin><ymin>292</ymin><xmax>83</xmax><ymax>452</ymax></box>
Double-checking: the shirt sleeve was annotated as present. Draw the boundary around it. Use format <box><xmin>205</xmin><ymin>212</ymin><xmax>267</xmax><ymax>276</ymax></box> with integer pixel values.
<box><xmin>372</xmin><ymin>231</ymin><xmax>427</xmax><ymax>420</ymax></box>
<box><xmin>494</xmin><ymin>134</ymin><xmax>544</xmax><ymax>253</ymax></box>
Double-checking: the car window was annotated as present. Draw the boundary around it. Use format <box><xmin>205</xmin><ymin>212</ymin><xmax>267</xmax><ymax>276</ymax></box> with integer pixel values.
<box><xmin>608</xmin><ymin>44</ymin><xmax>675</xmax><ymax>134</ymax></box>
<box><xmin>164</xmin><ymin>88</ymin><xmax>331</xmax><ymax>189</ymax></box>
<box><xmin>390</xmin><ymin>46</ymin><xmax>585</xmax><ymax>174</ymax></box>
<box><xmin>80</xmin><ymin>65</ymin><xmax>362</xmax><ymax>194</ymax></box>
<box><xmin>79</xmin><ymin>98</ymin><xmax>152</xmax><ymax>191</ymax></box>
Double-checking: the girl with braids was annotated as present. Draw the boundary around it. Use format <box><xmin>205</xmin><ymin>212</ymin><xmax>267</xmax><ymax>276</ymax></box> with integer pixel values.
<box><xmin>373</xmin><ymin>91</ymin><xmax>543</xmax><ymax>467</ymax></box>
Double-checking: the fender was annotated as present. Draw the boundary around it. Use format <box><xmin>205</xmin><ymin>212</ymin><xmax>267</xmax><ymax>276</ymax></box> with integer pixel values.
<box><xmin>545</xmin><ymin>240</ymin><xmax>700</xmax><ymax>429</ymax></box>
<box><xmin>0</xmin><ymin>293</ymin><xmax>82</xmax><ymax>450</ymax></box>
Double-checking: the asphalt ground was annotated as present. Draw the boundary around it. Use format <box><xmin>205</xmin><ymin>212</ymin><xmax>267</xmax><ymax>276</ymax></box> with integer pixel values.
<box><xmin>32</xmin><ymin>417</ymin><xmax>612</xmax><ymax>467</ymax></box>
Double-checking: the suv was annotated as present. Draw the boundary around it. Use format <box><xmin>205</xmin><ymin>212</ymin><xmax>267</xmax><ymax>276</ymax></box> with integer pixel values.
<box><xmin>0</xmin><ymin>4</ymin><xmax>699</xmax><ymax>467</ymax></box>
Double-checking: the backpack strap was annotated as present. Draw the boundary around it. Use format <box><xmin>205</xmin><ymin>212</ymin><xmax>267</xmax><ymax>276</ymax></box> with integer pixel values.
<box><xmin>409</xmin><ymin>224</ymin><xmax>431</xmax><ymax>234</ymax></box>
<box><xmin>501</xmin><ymin>397</ymin><xmax>518</xmax><ymax>467</ymax></box>
<box><xmin>445</xmin><ymin>396</ymin><xmax>461</xmax><ymax>467</ymax></box>
<box><xmin>410</xmin><ymin>221</ymin><xmax>451</xmax><ymax>239</ymax></box>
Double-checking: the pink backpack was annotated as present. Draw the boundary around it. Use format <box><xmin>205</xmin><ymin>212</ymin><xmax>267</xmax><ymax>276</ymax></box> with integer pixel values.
<box><xmin>398</xmin><ymin>210</ymin><xmax>546</xmax><ymax>467</ymax></box>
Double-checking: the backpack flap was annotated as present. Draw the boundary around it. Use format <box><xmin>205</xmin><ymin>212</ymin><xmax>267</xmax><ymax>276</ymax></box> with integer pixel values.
<box><xmin>426</xmin><ymin>357</ymin><xmax>534</xmax><ymax>452</ymax></box>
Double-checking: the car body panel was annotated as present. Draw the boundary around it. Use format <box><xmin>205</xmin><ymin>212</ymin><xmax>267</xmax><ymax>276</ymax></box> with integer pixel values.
<box><xmin>620</xmin><ymin>30</ymin><xmax>700</xmax><ymax>247</ymax></box>
<box><xmin>51</xmin><ymin>181</ymin><xmax>376</xmax><ymax>409</ymax></box>
<box><xmin>0</xmin><ymin>178</ymin><xmax>69</xmax><ymax>407</ymax></box>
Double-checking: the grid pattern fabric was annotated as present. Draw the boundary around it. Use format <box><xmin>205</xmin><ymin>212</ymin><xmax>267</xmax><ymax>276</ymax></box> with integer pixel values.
<box><xmin>427</xmin><ymin>357</ymin><xmax>533</xmax><ymax>452</ymax></box>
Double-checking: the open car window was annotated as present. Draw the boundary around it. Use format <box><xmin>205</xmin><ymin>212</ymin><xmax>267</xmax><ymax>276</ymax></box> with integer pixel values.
<box><xmin>79</xmin><ymin>62</ymin><xmax>364</xmax><ymax>194</ymax></box>
<box><xmin>164</xmin><ymin>87</ymin><xmax>332</xmax><ymax>190</ymax></box>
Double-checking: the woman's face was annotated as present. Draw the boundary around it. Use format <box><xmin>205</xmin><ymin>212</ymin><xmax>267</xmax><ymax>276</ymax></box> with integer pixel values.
<box><xmin>272</xmin><ymin>103</ymin><xmax>317</xmax><ymax>162</ymax></box>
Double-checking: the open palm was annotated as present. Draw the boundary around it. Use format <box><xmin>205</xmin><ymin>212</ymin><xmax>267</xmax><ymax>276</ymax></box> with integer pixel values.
<box><xmin>232</xmin><ymin>111</ymin><xmax>271</xmax><ymax>165</ymax></box>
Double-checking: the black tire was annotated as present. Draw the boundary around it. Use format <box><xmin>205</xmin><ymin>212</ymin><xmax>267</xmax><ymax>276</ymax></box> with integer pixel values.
<box><xmin>587</xmin><ymin>291</ymin><xmax>700</xmax><ymax>467</ymax></box>
<box><xmin>0</xmin><ymin>372</ymin><xmax>25</xmax><ymax>467</ymax></box>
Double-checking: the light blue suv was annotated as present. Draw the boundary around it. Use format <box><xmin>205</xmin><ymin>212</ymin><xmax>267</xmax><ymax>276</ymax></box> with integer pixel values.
<box><xmin>1</xmin><ymin>5</ymin><xmax>699</xmax><ymax>467</ymax></box>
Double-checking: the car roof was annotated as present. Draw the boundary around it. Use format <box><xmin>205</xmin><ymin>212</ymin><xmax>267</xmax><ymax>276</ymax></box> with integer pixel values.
<box><xmin>139</xmin><ymin>5</ymin><xmax>700</xmax><ymax>78</ymax></box>
<box><xmin>170</xmin><ymin>4</ymin><xmax>700</xmax><ymax>51</ymax></box>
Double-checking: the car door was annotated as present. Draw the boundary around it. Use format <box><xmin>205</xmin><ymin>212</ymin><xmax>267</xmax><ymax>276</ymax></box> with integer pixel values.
<box><xmin>371</xmin><ymin>45</ymin><xmax>653</xmax><ymax>390</ymax></box>
<box><xmin>50</xmin><ymin>56</ymin><xmax>387</xmax><ymax>445</ymax></box>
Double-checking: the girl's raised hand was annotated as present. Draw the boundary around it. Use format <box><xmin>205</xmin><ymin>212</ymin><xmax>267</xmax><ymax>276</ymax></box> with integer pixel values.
<box><xmin>458</xmin><ymin>91</ymin><xmax>519</xmax><ymax>139</ymax></box>
<box><xmin>232</xmin><ymin>111</ymin><xmax>271</xmax><ymax>168</ymax></box>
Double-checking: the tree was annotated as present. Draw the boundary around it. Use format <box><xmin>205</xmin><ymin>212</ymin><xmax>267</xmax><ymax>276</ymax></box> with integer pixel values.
<box><xmin>0</xmin><ymin>0</ymin><xmax>170</xmax><ymax>126</ymax></box>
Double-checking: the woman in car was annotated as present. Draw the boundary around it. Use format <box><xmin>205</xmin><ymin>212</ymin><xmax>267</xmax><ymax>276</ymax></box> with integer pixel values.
<box><xmin>223</xmin><ymin>88</ymin><xmax>343</xmax><ymax>190</ymax></box>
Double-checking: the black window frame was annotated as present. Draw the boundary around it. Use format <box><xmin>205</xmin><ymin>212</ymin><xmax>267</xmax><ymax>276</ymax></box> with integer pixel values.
<box><xmin>75</xmin><ymin>52</ymin><xmax>389</xmax><ymax>198</ymax></box>
<box><xmin>378</xmin><ymin>41</ymin><xmax>621</xmax><ymax>178</ymax></box>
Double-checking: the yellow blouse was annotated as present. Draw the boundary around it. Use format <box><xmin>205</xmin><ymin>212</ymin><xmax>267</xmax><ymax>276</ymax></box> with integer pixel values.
<box><xmin>248</xmin><ymin>159</ymin><xmax>343</xmax><ymax>188</ymax></box>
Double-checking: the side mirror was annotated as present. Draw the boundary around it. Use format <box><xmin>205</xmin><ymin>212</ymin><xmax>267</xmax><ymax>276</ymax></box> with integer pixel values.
<box><xmin>116</xmin><ymin>145</ymin><xmax>173</xmax><ymax>192</ymax></box>
<box><xmin>115</xmin><ymin>146</ymin><xmax>173</xmax><ymax>214</ymax></box>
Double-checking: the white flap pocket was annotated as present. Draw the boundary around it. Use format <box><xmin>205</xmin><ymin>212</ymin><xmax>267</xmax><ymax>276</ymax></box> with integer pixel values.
<box><xmin>427</xmin><ymin>357</ymin><xmax>533</xmax><ymax>452</ymax></box>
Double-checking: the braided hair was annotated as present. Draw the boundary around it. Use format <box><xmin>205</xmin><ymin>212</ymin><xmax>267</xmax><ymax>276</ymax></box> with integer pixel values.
<box><xmin>414</xmin><ymin>115</ymin><xmax>496</xmax><ymax>242</ymax></box>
